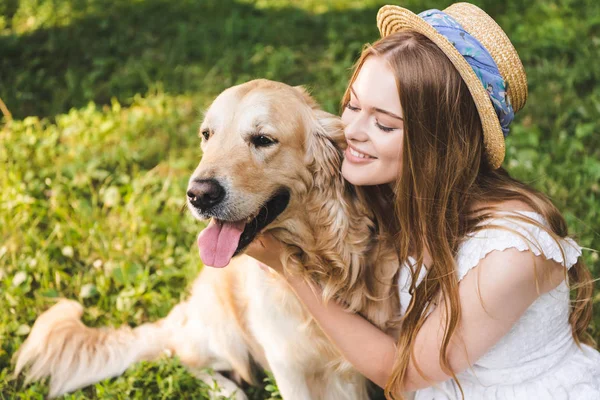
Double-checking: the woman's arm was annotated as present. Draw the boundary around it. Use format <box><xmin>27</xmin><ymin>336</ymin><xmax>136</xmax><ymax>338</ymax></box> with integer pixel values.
<box><xmin>284</xmin><ymin>273</ymin><xmax>397</xmax><ymax>387</ymax></box>
<box><xmin>247</xmin><ymin>236</ymin><xmax>566</xmax><ymax>392</ymax></box>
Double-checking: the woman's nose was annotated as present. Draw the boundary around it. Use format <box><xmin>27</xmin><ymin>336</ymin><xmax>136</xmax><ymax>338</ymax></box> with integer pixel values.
<box><xmin>344</xmin><ymin>113</ymin><xmax>370</xmax><ymax>142</ymax></box>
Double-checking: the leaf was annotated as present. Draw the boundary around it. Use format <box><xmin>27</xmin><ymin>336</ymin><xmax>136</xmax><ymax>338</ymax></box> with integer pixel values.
<box><xmin>12</xmin><ymin>271</ymin><xmax>27</xmax><ymax>287</ymax></box>
<box><xmin>102</xmin><ymin>186</ymin><xmax>121</xmax><ymax>208</ymax></box>
<box><xmin>39</xmin><ymin>288</ymin><xmax>59</xmax><ymax>298</ymax></box>
<box><xmin>15</xmin><ymin>324</ymin><xmax>31</xmax><ymax>336</ymax></box>
<box><xmin>79</xmin><ymin>283</ymin><xmax>98</xmax><ymax>299</ymax></box>
<box><xmin>61</xmin><ymin>246</ymin><xmax>74</xmax><ymax>258</ymax></box>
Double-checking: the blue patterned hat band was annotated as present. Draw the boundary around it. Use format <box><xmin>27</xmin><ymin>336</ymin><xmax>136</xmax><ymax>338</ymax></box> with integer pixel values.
<box><xmin>418</xmin><ymin>9</ymin><xmax>515</xmax><ymax>137</ymax></box>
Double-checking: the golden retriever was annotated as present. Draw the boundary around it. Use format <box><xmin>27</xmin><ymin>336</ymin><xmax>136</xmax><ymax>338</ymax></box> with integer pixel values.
<box><xmin>15</xmin><ymin>79</ymin><xmax>401</xmax><ymax>399</ymax></box>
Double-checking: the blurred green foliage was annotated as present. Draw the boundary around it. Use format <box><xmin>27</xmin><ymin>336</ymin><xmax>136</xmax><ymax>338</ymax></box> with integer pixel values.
<box><xmin>1</xmin><ymin>0</ymin><xmax>599</xmax><ymax>398</ymax></box>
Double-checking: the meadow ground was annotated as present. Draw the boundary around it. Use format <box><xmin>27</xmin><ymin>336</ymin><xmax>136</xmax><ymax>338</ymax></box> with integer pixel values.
<box><xmin>1</xmin><ymin>0</ymin><xmax>599</xmax><ymax>398</ymax></box>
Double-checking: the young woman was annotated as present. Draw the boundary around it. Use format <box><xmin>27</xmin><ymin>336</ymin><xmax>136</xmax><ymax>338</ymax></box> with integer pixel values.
<box><xmin>245</xmin><ymin>3</ymin><xmax>600</xmax><ymax>399</ymax></box>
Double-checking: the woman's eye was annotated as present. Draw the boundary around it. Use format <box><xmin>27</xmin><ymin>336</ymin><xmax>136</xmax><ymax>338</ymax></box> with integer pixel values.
<box><xmin>346</xmin><ymin>103</ymin><xmax>360</xmax><ymax>112</ymax></box>
<box><xmin>201</xmin><ymin>129</ymin><xmax>210</xmax><ymax>141</ymax></box>
<box><xmin>251</xmin><ymin>135</ymin><xmax>277</xmax><ymax>147</ymax></box>
<box><xmin>376</xmin><ymin>121</ymin><xmax>395</xmax><ymax>132</ymax></box>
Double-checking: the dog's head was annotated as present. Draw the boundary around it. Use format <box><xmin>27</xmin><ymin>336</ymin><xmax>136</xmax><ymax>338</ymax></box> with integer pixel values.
<box><xmin>187</xmin><ymin>79</ymin><xmax>346</xmax><ymax>267</ymax></box>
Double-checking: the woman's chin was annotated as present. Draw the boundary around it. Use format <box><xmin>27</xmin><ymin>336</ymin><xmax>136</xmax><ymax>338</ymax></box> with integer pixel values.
<box><xmin>342</xmin><ymin>161</ymin><xmax>374</xmax><ymax>186</ymax></box>
<box><xmin>342</xmin><ymin>160</ymin><xmax>396</xmax><ymax>186</ymax></box>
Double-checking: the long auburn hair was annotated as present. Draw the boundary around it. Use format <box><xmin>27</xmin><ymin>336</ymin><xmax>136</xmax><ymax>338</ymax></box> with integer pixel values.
<box><xmin>341</xmin><ymin>31</ymin><xmax>596</xmax><ymax>399</ymax></box>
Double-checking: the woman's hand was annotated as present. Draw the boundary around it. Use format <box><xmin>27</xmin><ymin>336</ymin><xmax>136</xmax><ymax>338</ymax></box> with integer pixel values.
<box><xmin>245</xmin><ymin>233</ymin><xmax>285</xmax><ymax>274</ymax></box>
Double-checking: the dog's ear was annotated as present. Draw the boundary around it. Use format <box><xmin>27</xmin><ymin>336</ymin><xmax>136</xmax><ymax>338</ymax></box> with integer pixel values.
<box><xmin>306</xmin><ymin>108</ymin><xmax>347</xmax><ymax>190</ymax></box>
<box><xmin>294</xmin><ymin>85</ymin><xmax>346</xmax><ymax>149</ymax></box>
<box><xmin>313</xmin><ymin>108</ymin><xmax>347</xmax><ymax>150</ymax></box>
<box><xmin>293</xmin><ymin>85</ymin><xmax>347</xmax><ymax>187</ymax></box>
<box><xmin>293</xmin><ymin>85</ymin><xmax>320</xmax><ymax>110</ymax></box>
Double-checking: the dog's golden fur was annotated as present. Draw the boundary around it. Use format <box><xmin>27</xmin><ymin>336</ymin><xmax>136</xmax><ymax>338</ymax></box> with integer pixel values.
<box><xmin>15</xmin><ymin>79</ymin><xmax>400</xmax><ymax>399</ymax></box>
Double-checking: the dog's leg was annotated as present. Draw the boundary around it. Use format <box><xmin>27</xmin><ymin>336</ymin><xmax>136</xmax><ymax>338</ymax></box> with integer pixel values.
<box><xmin>312</xmin><ymin>370</ymin><xmax>370</xmax><ymax>400</ymax></box>
<box><xmin>265</xmin><ymin>358</ymin><xmax>313</xmax><ymax>400</ymax></box>
<box><xmin>15</xmin><ymin>270</ymin><xmax>256</xmax><ymax>399</ymax></box>
<box><xmin>241</xmin><ymin>269</ymin><xmax>317</xmax><ymax>399</ymax></box>
<box><xmin>14</xmin><ymin>298</ymin><xmax>216</xmax><ymax>398</ymax></box>
<box><xmin>14</xmin><ymin>299</ymin><xmax>174</xmax><ymax>398</ymax></box>
<box><xmin>191</xmin><ymin>369</ymin><xmax>249</xmax><ymax>400</ymax></box>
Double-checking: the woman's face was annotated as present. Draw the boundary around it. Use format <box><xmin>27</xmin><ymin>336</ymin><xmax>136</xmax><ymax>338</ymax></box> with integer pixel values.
<box><xmin>341</xmin><ymin>55</ymin><xmax>404</xmax><ymax>186</ymax></box>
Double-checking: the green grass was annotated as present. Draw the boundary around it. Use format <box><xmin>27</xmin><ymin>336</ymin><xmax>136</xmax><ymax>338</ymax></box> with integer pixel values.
<box><xmin>1</xmin><ymin>0</ymin><xmax>599</xmax><ymax>398</ymax></box>
<box><xmin>0</xmin><ymin>93</ymin><xmax>283</xmax><ymax>399</ymax></box>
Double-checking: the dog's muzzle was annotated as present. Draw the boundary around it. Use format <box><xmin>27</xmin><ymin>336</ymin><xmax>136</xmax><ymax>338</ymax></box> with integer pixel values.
<box><xmin>187</xmin><ymin>179</ymin><xmax>225</xmax><ymax>211</ymax></box>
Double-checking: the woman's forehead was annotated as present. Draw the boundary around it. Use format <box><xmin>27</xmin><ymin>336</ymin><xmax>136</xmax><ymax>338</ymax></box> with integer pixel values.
<box><xmin>353</xmin><ymin>56</ymin><xmax>402</xmax><ymax>115</ymax></box>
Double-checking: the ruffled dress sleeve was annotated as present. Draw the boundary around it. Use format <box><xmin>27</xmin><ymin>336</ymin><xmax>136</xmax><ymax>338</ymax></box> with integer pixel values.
<box><xmin>455</xmin><ymin>211</ymin><xmax>582</xmax><ymax>282</ymax></box>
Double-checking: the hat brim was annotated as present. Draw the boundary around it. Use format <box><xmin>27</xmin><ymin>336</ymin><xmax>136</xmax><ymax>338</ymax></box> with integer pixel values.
<box><xmin>377</xmin><ymin>5</ymin><xmax>505</xmax><ymax>169</ymax></box>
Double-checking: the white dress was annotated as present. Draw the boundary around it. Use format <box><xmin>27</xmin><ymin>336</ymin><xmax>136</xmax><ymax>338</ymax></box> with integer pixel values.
<box><xmin>397</xmin><ymin>211</ymin><xmax>600</xmax><ymax>399</ymax></box>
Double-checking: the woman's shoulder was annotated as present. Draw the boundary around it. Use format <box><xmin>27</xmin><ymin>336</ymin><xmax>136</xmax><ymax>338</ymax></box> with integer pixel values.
<box><xmin>466</xmin><ymin>199</ymin><xmax>549</xmax><ymax>232</ymax></box>
<box><xmin>455</xmin><ymin>202</ymin><xmax>582</xmax><ymax>282</ymax></box>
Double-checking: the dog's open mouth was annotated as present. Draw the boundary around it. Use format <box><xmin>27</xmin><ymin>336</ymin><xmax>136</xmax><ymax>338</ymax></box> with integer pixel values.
<box><xmin>196</xmin><ymin>190</ymin><xmax>290</xmax><ymax>268</ymax></box>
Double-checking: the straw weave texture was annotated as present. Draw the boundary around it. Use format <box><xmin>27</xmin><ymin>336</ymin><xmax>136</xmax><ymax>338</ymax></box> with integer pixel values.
<box><xmin>377</xmin><ymin>3</ymin><xmax>528</xmax><ymax>169</ymax></box>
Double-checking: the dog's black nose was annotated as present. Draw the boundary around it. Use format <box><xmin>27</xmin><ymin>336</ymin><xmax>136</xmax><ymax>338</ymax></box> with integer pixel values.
<box><xmin>187</xmin><ymin>179</ymin><xmax>225</xmax><ymax>209</ymax></box>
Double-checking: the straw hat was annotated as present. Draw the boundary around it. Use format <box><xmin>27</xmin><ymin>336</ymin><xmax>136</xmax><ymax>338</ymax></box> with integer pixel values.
<box><xmin>377</xmin><ymin>2</ymin><xmax>528</xmax><ymax>169</ymax></box>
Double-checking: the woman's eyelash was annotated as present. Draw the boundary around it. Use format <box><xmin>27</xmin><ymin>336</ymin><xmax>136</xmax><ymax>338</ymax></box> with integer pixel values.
<box><xmin>376</xmin><ymin>122</ymin><xmax>395</xmax><ymax>132</ymax></box>
<box><xmin>346</xmin><ymin>103</ymin><xmax>396</xmax><ymax>132</ymax></box>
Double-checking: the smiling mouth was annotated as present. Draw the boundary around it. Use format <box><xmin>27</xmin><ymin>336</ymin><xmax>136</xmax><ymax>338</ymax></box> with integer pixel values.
<box><xmin>348</xmin><ymin>147</ymin><xmax>376</xmax><ymax>159</ymax></box>
<box><xmin>196</xmin><ymin>190</ymin><xmax>290</xmax><ymax>267</ymax></box>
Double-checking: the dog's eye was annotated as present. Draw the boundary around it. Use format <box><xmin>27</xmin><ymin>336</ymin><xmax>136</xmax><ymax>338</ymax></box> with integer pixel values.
<box><xmin>251</xmin><ymin>135</ymin><xmax>277</xmax><ymax>147</ymax></box>
<box><xmin>201</xmin><ymin>129</ymin><xmax>210</xmax><ymax>141</ymax></box>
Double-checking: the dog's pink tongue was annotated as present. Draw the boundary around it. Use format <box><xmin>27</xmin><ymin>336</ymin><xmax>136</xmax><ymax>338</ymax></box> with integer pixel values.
<box><xmin>197</xmin><ymin>219</ymin><xmax>245</xmax><ymax>268</ymax></box>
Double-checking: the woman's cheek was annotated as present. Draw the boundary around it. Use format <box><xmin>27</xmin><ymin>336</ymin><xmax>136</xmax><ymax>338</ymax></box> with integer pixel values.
<box><xmin>341</xmin><ymin>109</ymin><xmax>352</xmax><ymax>127</ymax></box>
